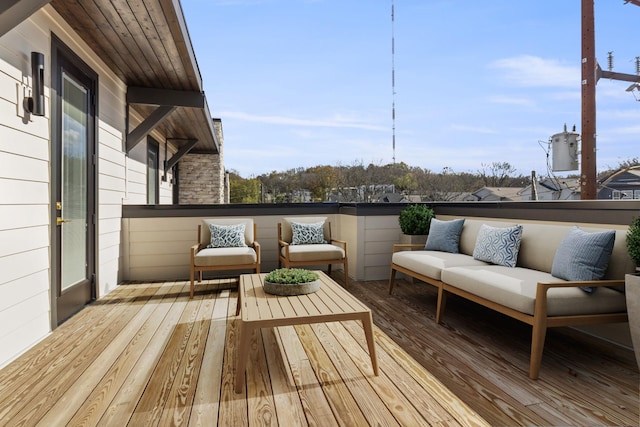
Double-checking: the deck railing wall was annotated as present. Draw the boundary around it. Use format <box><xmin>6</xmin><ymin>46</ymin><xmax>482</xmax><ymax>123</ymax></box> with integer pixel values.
<box><xmin>121</xmin><ymin>200</ymin><xmax>640</xmax><ymax>282</ymax></box>
<box><xmin>121</xmin><ymin>200</ymin><xmax>640</xmax><ymax>348</ymax></box>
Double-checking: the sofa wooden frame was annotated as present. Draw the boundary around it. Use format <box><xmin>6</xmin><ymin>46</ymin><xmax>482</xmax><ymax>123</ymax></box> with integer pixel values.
<box><xmin>389</xmin><ymin>242</ymin><xmax>629</xmax><ymax>380</ymax></box>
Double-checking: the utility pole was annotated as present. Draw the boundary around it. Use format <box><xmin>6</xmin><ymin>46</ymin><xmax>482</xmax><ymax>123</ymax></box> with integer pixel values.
<box><xmin>581</xmin><ymin>0</ymin><xmax>640</xmax><ymax>199</ymax></box>
<box><xmin>581</xmin><ymin>0</ymin><xmax>597</xmax><ymax>199</ymax></box>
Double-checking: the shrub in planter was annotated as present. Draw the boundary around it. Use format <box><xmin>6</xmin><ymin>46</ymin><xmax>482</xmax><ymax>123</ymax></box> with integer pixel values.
<box><xmin>398</xmin><ymin>204</ymin><xmax>435</xmax><ymax>235</ymax></box>
<box><xmin>264</xmin><ymin>268</ymin><xmax>319</xmax><ymax>284</ymax></box>
<box><xmin>626</xmin><ymin>215</ymin><xmax>640</xmax><ymax>268</ymax></box>
<box><xmin>625</xmin><ymin>216</ymin><xmax>640</xmax><ymax>370</ymax></box>
<box><xmin>264</xmin><ymin>268</ymin><xmax>320</xmax><ymax>296</ymax></box>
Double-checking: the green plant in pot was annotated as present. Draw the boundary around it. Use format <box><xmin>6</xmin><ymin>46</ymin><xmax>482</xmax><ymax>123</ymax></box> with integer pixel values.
<box><xmin>264</xmin><ymin>268</ymin><xmax>320</xmax><ymax>296</ymax></box>
<box><xmin>398</xmin><ymin>204</ymin><xmax>435</xmax><ymax>245</ymax></box>
<box><xmin>625</xmin><ymin>215</ymin><xmax>640</xmax><ymax>370</ymax></box>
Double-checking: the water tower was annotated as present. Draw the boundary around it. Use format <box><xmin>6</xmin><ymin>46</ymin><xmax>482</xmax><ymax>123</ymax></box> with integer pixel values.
<box><xmin>551</xmin><ymin>125</ymin><xmax>579</xmax><ymax>172</ymax></box>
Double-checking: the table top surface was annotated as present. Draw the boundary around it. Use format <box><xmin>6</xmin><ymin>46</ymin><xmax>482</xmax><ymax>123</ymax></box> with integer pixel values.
<box><xmin>239</xmin><ymin>271</ymin><xmax>370</xmax><ymax>325</ymax></box>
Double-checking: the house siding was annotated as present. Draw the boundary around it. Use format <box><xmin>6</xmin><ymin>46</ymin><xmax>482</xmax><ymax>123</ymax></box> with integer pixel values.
<box><xmin>0</xmin><ymin>4</ymin><xmax>153</xmax><ymax>367</ymax></box>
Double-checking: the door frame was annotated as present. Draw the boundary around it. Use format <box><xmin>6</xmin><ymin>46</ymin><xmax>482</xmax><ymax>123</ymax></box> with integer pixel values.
<box><xmin>49</xmin><ymin>34</ymin><xmax>99</xmax><ymax>329</ymax></box>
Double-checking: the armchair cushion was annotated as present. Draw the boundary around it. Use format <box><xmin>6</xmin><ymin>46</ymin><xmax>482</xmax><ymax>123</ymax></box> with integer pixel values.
<box><xmin>207</xmin><ymin>223</ymin><xmax>247</xmax><ymax>248</ymax></box>
<box><xmin>283</xmin><ymin>244</ymin><xmax>345</xmax><ymax>262</ymax></box>
<box><xmin>291</xmin><ymin>221</ymin><xmax>326</xmax><ymax>245</ymax></box>
<box><xmin>195</xmin><ymin>247</ymin><xmax>257</xmax><ymax>267</ymax></box>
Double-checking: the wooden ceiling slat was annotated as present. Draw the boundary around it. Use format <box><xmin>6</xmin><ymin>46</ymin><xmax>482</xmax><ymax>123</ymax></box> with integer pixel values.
<box><xmin>130</xmin><ymin>1</ymin><xmax>185</xmax><ymax>90</ymax></box>
<box><xmin>50</xmin><ymin>0</ymin><xmax>218</xmax><ymax>153</ymax></box>
<box><xmin>159</xmin><ymin>0</ymin><xmax>202</xmax><ymax>90</ymax></box>
<box><xmin>109</xmin><ymin>0</ymin><xmax>176</xmax><ymax>88</ymax></box>
<box><xmin>88</xmin><ymin>0</ymin><xmax>165</xmax><ymax>85</ymax></box>
<box><xmin>51</xmin><ymin>0</ymin><xmax>151</xmax><ymax>86</ymax></box>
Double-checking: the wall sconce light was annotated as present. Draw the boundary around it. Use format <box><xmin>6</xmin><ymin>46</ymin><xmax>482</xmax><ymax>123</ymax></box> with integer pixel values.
<box><xmin>26</xmin><ymin>51</ymin><xmax>45</xmax><ymax>116</ymax></box>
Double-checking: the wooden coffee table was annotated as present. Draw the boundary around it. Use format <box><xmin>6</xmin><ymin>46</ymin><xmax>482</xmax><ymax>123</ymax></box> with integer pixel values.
<box><xmin>235</xmin><ymin>271</ymin><xmax>379</xmax><ymax>393</ymax></box>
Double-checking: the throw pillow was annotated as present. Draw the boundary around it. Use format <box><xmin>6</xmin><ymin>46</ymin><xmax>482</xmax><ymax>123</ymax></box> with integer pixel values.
<box><xmin>291</xmin><ymin>221</ymin><xmax>326</xmax><ymax>245</ymax></box>
<box><xmin>551</xmin><ymin>226</ymin><xmax>615</xmax><ymax>293</ymax></box>
<box><xmin>207</xmin><ymin>223</ymin><xmax>247</xmax><ymax>248</ymax></box>
<box><xmin>424</xmin><ymin>218</ymin><xmax>465</xmax><ymax>253</ymax></box>
<box><xmin>472</xmin><ymin>224</ymin><xmax>523</xmax><ymax>268</ymax></box>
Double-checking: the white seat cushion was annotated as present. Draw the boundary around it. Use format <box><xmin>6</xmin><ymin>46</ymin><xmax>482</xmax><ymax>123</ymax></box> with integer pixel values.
<box><xmin>441</xmin><ymin>265</ymin><xmax>626</xmax><ymax>316</ymax></box>
<box><xmin>195</xmin><ymin>247</ymin><xmax>257</xmax><ymax>267</ymax></box>
<box><xmin>283</xmin><ymin>244</ymin><xmax>344</xmax><ymax>262</ymax></box>
<box><xmin>392</xmin><ymin>250</ymin><xmax>488</xmax><ymax>281</ymax></box>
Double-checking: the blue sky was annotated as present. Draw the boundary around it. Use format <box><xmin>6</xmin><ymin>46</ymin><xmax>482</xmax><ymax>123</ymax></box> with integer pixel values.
<box><xmin>182</xmin><ymin>1</ymin><xmax>640</xmax><ymax>178</ymax></box>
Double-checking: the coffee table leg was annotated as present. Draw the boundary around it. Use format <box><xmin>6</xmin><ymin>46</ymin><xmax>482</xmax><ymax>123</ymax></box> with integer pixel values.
<box><xmin>361</xmin><ymin>312</ymin><xmax>379</xmax><ymax>376</ymax></box>
<box><xmin>235</xmin><ymin>321</ymin><xmax>252</xmax><ymax>393</ymax></box>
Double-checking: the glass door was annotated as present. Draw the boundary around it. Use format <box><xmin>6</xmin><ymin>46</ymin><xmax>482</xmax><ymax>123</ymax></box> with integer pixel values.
<box><xmin>52</xmin><ymin>37</ymin><xmax>97</xmax><ymax>325</ymax></box>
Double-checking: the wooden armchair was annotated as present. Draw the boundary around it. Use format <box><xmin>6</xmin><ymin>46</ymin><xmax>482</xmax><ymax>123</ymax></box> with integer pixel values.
<box><xmin>190</xmin><ymin>218</ymin><xmax>260</xmax><ymax>298</ymax></box>
<box><xmin>277</xmin><ymin>217</ymin><xmax>349</xmax><ymax>285</ymax></box>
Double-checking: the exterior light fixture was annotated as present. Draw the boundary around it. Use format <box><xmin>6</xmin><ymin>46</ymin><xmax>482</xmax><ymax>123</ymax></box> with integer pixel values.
<box><xmin>26</xmin><ymin>51</ymin><xmax>45</xmax><ymax>116</ymax></box>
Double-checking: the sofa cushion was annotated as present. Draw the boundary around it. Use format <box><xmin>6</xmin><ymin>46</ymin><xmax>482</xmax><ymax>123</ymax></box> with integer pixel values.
<box><xmin>291</xmin><ymin>221</ymin><xmax>327</xmax><ymax>245</ymax></box>
<box><xmin>393</xmin><ymin>250</ymin><xmax>488</xmax><ymax>281</ymax></box>
<box><xmin>472</xmin><ymin>224</ymin><xmax>523</xmax><ymax>268</ymax></box>
<box><xmin>551</xmin><ymin>226</ymin><xmax>615</xmax><ymax>292</ymax></box>
<box><xmin>424</xmin><ymin>218</ymin><xmax>465</xmax><ymax>253</ymax></box>
<box><xmin>207</xmin><ymin>223</ymin><xmax>247</xmax><ymax>248</ymax></box>
<box><xmin>195</xmin><ymin>247</ymin><xmax>257</xmax><ymax>266</ymax></box>
<box><xmin>441</xmin><ymin>265</ymin><xmax>627</xmax><ymax>316</ymax></box>
<box><xmin>283</xmin><ymin>243</ymin><xmax>344</xmax><ymax>262</ymax></box>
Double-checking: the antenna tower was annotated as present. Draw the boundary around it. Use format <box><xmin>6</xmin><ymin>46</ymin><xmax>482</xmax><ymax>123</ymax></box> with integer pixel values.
<box><xmin>391</xmin><ymin>0</ymin><xmax>396</xmax><ymax>163</ymax></box>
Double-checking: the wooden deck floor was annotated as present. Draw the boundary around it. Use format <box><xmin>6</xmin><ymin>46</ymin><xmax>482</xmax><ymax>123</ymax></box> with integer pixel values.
<box><xmin>0</xmin><ymin>278</ymin><xmax>489</xmax><ymax>427</ymax></box>
<box><xmin>344</xmin><ymin>276</ymin><xmax>640</xmax><ymax>427</ymax></box>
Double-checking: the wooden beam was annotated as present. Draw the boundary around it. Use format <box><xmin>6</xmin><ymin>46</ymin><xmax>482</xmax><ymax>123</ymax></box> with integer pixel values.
<box><xmin>126</xmin><ymin>105</ymin><xmax>176</xmax><ymax>152</ymax></box>
<box><xmin>0</xmin><ymin>0</ymin><xmax>51</xmax><ymax>37</ymax></box>
<box><xmin>127</xmin><ymin>86</ymin><xmax>205</xmax><ymax>108</ymax></box>
<box><xmin>165</xmin><ymin>139</ymin><xmax>197</xmax><ymax>172</ymax></box>
<box><xmin>599</xmin><ymin>69</ymin><xmax>640</xmax><ymax>84</ymax></box>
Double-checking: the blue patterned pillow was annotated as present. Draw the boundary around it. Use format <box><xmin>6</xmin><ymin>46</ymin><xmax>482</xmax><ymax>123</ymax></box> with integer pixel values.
<box><xmin>291</xmin><ymin>221</ymin><xmax>326</xmax><ymax>245</ymax></box>
<box><xmin>472</xmin><ymin>224</ymin><xmax>523</xmax><ymax>268</ymax></box>
<box><xmin>551</xmin><ymin>226</ymin><xmax>615</xmax><ymax>292</ymax></box>
<box><xmin>424</xmin><ymin>218</ymin><xmax>465</xmax><ymax>253</ymax></box>
<box><xmin>207</xmin><ymin>223</ymin><xmax>247</xmax><ymax>248</ymax></box>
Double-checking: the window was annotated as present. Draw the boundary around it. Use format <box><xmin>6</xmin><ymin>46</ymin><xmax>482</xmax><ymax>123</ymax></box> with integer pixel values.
<box><xmin>147</xmin><ymin>138</ymin><xmax>159</xmax><ymax>204</ymax></box>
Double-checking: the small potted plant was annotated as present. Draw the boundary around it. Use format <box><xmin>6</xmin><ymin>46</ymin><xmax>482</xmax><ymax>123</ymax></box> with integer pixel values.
<box><xmin>398</xmin><ymin>204</ymin><xmax>435</xmax><ymax>245</ymax></box>
<box><xmin>264</xmin><ymin>268</ymin><xmax>321</xmax><ymax>296</ymax></box>
<box><xmin>625</xmin><ymin>216</ymin><xmax>640</xmax><ymax>369</ymax></box>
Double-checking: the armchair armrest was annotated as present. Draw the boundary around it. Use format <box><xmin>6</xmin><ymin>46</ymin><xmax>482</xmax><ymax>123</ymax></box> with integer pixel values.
<box><xmin>330</xmin><ymin>238</ymin><xmax>347</xmax><ymax>250</ymax></box>
<box><xmin>252</xmin><ymin>240</ymin><xmax>261</xmax><ymax>264</ymax></box>
<box><xmin>392</xmin><ymin>243</ymin><xmax>424</xmax><ymax>253</ymax></box>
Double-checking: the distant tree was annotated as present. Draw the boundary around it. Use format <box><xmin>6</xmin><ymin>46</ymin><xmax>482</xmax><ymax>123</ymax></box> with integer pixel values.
<box><xmin>229</xmin><ymin>173</ymin><xmax>260</xmax><ymax>203</ymax></box>
<box><xmin>478</xmin><ymin>162</ymin><xmax>517</xmax><ymax>187</ymax></box>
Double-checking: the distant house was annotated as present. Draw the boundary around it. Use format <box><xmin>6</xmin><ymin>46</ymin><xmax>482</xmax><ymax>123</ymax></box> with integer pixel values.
<box><xmin>463</xmin><ymin>187</ymin><xmax>524</xmax><ymax>201</ymax></box>
<box><xmin>0</xmin><ymin>1</ymin><xmax>222</xmax><ymax>368</ymax></box>
<box><xmin>598</xmin><ymin>166</ymin><xmax>640</xmax><ymax>200</ymax></box>
<box><xmin>519</xmin><ymin>178</ymin><xmax>580</xmax><ymax>201</ymax></box>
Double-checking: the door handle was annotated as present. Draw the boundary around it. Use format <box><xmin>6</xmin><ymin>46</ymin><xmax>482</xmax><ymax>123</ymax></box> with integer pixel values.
<box><xmin>56</xmin><ymin>218</ymin><xmax>71</xmax><ymax>226</ymax></box>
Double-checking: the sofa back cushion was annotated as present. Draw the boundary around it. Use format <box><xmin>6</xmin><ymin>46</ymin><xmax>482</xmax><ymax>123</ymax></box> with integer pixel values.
<box><xmin>458</xmin><ymin>218</ymin><xmax>634</xmax><ymax>281</ymax></box>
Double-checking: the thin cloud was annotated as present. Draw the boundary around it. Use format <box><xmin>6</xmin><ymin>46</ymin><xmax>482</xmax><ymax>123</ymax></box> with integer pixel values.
<box><xmin>489</xmin><ymin>55</ymin><xmax>579</xmax><ymax>88</ymax></box>
<box><xmin>487</xmin><ymin>95</ymin><xmax>535</xmax><ymax>107</ymax></box>
<box><xmin>449</xmin><ymin>124</ymin><xmax>499</xmax><ymax>134</ymax></box>
<box><xmin>220</xmin><ymin>111</ymin><xmax>387</xmax><ymax>131</ymax></box>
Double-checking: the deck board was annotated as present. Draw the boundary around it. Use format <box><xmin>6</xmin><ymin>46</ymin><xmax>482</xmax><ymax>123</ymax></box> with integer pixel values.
<box><xmin>0</xmin><ymin>275</ymin><xmax>635</xmax><ymax>426</ymax></box>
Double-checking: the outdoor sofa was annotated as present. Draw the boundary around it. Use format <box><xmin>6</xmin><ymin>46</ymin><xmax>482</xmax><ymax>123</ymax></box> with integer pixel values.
<box><xmin>389</xmin><ymin>218</ymin><xmax>634</xmax><ymax>379</ymax></box>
